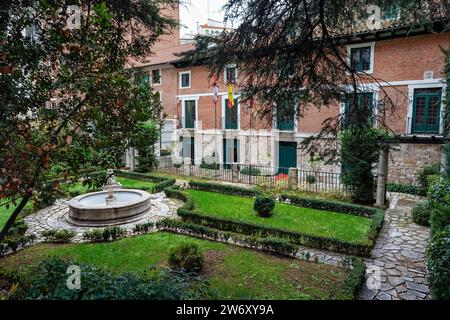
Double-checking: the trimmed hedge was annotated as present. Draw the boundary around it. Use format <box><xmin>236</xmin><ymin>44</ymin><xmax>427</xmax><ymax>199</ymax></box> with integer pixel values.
<box><xmin>156</xmin><ymin>218</ymin><xmax>298</xmax><ymax>257</ymax></box>
<box><xmin>188</xmin><ymin>180</ymin><xmax>261</xmax><ymax>198</ymax></box>
<box><xmin>115</xmin><ymin>170</ymin><xmax>175</xmax><ymax>193</ymax></box>
<box><xmin>411</xmin><ymin>201</ymin><xmax>431</xmax><ymax>227</ymax></box>
<box><xmin>386</xmin><ymin>183</ymin><xmax>426</xmax><ymax>197</ymax></box>
<box><xmin>280</xmin><ymin>193</ymin><xmax>378</xmax><ymax>218</ymax></box>
<box><xmin>165</xmin><ymin>186</ymin><xmax>384</xmax><ymax>257</ymax></box>
<box><xmin>336</xmin><ymin>257</ymin><xmax>367</xmax><ymax>300</ymax></box>
<box><xmin>426</xmin><ymin>228</ymin><xmax>450</xmax><ymax>300</ymax></box>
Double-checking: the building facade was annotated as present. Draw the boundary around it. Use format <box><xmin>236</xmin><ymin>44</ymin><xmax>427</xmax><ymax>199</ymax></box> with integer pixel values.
<box><xmin>132</xmin><ymin>4</ymin><xmax>449</xmax><ymax>185</ymax></box>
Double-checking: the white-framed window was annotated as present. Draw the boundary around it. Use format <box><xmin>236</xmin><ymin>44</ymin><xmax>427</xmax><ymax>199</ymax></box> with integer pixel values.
<box><xmin>406</xmin><ymin>82</ymin><xmax>446</xmax><ymax>135</ymax></box>
<box><xmin>347</xmin><ymin>42</ymin><xmax>375</xmax><ymax>74</ymax></box>
<box><xmin>151</xmin><ymin>69</ymin><xmax>161</xmax><ymax>86</ymax></box>
<box><xmin>224</xmin><ymin>64</ymin><xmax>238</xmax><ymax>83</ymax></box>
<box><xmin>179</xmin><ymin>71</ymin><xmax>191</xmax><ymax>89</ymax></box>
<box><xmin>339</xmin><ymin>86</ymin><xmax>379</xmax><ymax>128</ymax></box>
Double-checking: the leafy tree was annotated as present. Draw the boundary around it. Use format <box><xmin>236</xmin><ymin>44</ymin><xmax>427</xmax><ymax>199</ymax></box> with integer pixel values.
<box><xmin>132</xmin><ymin>121</ymin><xmax>160</xmax><ymax>172</ymax></box>
<box><xmin>183</xmin><ymin>0</ymin><xmax>448</xmax><ymax>203</ymax></box>
<box><xmin>0</xmin><ymin>0</ymin><xmax>177</xmax><ymax>240</ymax></box>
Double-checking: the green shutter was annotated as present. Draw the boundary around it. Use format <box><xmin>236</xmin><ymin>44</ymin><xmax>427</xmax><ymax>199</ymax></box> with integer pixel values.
<box><xmin>225</xmin><ymin>99</ymin><xmax>238</xmax><ymax>129</ymax></box>
<box><xmin>184</xmin><ymin>100</ymin><xmax>195</xmax><ymax>128</ymax></box>
<box><xmin>412</xmin><ymin>90</ymin><xmax>441</xmax><ymax>134</ymax></box>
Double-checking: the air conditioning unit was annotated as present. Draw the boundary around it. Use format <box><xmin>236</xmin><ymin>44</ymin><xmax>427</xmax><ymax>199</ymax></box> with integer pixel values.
<box><xmin>424</xmin><ymin>71</ymin><xmax>434</xmax><ymax>80</ymax></box>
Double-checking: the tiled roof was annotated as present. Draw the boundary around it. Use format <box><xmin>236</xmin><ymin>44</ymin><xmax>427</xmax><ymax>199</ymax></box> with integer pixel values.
<box><xmin>126</xmin><ymin>43</ymin><xmax>195</xmax><ymax>68</ymax></box>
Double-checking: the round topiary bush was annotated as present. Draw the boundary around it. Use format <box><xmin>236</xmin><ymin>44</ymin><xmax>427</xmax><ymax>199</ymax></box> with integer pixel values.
<box><xmin>254</xmin><ymin>195</ymin><xmax>275</xmax><ymax>217</ymax></box>
<box><xmin>168</xmin><ymin>242</ymin><xmax>204</xmax><ymax>273</ymax></box>
<box><xmin>411</xmin><ymin>201</ymin><xmax>431</xmax><ymax>226</ymax></box>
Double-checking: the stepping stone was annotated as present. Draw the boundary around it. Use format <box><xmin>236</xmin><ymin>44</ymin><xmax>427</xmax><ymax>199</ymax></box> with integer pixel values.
<box><xmin>388</xmin><ymin>276</ymin><xmax>405</xmax><ymax>286</ymax></box>
<box><xmin>406</xmin><ymin>282</ymin><xmax>429</xmax><ymax>294</ymax></box>
<box><xmin>386</xmin><ymin>268</ymin><xmax>402</xmax><ymax>276</ymax></box>
<box><xmin>359</xmin><ymin>286</ymin><xmax>377</xmax><ymax>300</ymax></box>
<box><xmin>376</xmin><ymin>292</ymin><xmax>392</xmax><ymax>300</ymax></box>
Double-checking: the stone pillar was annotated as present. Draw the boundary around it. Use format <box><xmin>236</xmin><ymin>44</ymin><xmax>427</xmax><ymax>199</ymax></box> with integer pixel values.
<box><xmin>375</xmin><ymin>148</ymin><xmax>389</xmax><ymax>208</ymax></box>
<box><xmin>232</xmin><ymin>163</ymin><xmax>239</xmax><ymax>183</ymax></box>
<box><xmin>288</xmin><ymin>168</ymin><xmax>298</xmax><ymax>190</ymax></box>
<box><xmin>184</xmin><ymin>157</ymin><xmax>192</xmax><ymax>176</ymax></box>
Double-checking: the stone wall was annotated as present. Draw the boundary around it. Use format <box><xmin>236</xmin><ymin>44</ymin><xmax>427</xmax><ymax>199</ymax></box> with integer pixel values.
<box><xmin>388</xmin><ymin>143</ymin><xmax>442</xmax><ymax>184</ymax></box>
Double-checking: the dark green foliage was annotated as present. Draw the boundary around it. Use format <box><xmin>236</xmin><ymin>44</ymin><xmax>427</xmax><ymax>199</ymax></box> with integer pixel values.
<box><xmin>386</xmin><ymin>183</ymin><xmax>427</xmax><ymax>196</ymax></box>
<box><xmin>188</xmin><ymin>181</ymin><xmax>262</xmax><ymax>198</ymax></box>
<box><xmin>340</xmin><ymin>127</ymin><xmax>383</xmax><ymax>205</ymax></box>
<box><xmin>41</xmin><ymin>229</ymin><xmax>76</xmax><ymax>243</ymax></box>
<box><xmin>133</xmin><ymin>222</ymin><xmax>155</xmax><ymax>234</ymax></box>
<box><xmin>306</xmin><ymin>175</ymin><xmax>317</xmax><ymax>185</ymax></box>
<box><xmin>426</xmin><ymin>228</ymin><xmax>450</xmax><ymax>300</ymax></box>
<box><xmin>81</xmin><ymin>171</ymin><xmax>108</xmax><ymax>191</ymax></box>
<box><xmin>82</xmin><ymin>226</ymin><xmax>126</xmax><ymax>242</ymax></box>
<box><xmin>115</xmin><ymin>170</ymin><xmax>175</xmax><ymax>193</ymax></box>
<box><xmin>430</xmin><ymin>205</ymin><xmax>450</xmax><ymax>235</ymax></box>
<box><xmin>156</xmin><ymin>219</ymin><xmax>299</xmax><ymax>257</ymax></box>
<box><xmin>199</xmin><ymin>161</ymin><xmax>220</xmax><ymax>170</ymax></box>
<box><xmin>82</xmin><ymin>229</ymin><xmax>104</xmax><ymax>242</ymax></box>
<box><xmin>428</xmin><ymin>180</ymin><xmax>450</xmax><ymax>234</ymax></box>
<box><xmin>240</xmin><ymin>167</ymin><xmax>262</xmax><ymax>176</ymax></box>
<box><xmin>11</xmin><ymin>257</ymin><xmax>213</xmax><ymax>300</ymax></box>
<box><xmin>131</xmin><ymin>121</ymin><xmax>160</xmax><ymax>172</ymax></box>
<box><xmin>280</xmin><ymin>193</ymin><xmax>377</xmax><ymax>218</ymax></box>
<box><xmin>336</xmin><ymin>257</ymin><xmax>367</xmax><ymax>300</ymax></box>
<box><xmin>0</xmin><ymin>219</ymin><xmax>35</xmax><ymax>255</ymax></box>
<box><xmin>168</xmin><ymin>243</ymin><xmax>204</xmax><ymax>273</ymax></box>
<box><xmin>411</xmin><ymin>201</ymin><xmax>431</xmax><ymax>227</ymax></box>
<box><xmin>253</xmin><ymin>196</ymin><xmax>275</xmax><ymax>217</ymax></box>
<box><xmin>418</xmin><ymin>163</ymin><xmax>441</xmax><ymax>192</ymax></box>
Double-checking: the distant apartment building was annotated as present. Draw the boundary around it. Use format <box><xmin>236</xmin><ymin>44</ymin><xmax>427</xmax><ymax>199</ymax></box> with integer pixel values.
<box><xmin>129</xmin><ymin>3</ymin><xmax>449</xmax><ymax>185</ymax></box>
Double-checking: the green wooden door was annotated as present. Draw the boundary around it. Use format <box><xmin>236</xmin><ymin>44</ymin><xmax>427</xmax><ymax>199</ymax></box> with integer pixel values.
<box><xmin>225</xmin><ymin>99</ymin><xmax>238</xmax><ymax>129</ymax></box>
<box><xmin>184</xmin><ymin>100</ymin><xmax>196</xmax><ymax>129</ymax></box>
<box><xmin>412</xmin><ymin>90</ymin><xmax>441</xmax><ymax>134</ymax></box>
<box><xmin>278</xmin><ymin>142</ymin><xmax>297</xmax><ymax>174</ymax></box>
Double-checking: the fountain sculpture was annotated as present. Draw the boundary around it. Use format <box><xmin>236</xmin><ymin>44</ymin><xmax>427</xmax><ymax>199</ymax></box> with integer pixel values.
<box><xmin>67</xmin><ymin>169</ymin><xmax>152</xmax><ymax>226</ymax></box>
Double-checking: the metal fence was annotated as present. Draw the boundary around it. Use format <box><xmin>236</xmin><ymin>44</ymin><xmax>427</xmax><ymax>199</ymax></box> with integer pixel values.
<box><xmin>158</xmin><ymin>162</ymin><xmax>350</xmax><ymax>194</ymax></box>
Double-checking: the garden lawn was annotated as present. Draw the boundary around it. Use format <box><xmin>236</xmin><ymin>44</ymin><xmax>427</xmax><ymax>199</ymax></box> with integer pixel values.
<box><xmin>0</xmin><ymin>200</ymin><xmax>17</xmax><ymax>230</ymax></box>
<box><xmin>187</xmin><ymin>190</ymin><xmax>372</xmax><ymax>244</ymax></box>
<box><xmin>0</xmin><ymin>232</ymin><xmax>348</xmax><ymax>299</ymax></box>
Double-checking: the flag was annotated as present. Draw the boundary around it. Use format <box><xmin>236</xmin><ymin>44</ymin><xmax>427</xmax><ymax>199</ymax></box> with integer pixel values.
<box><xmin>227</xmin><ymin>83</ymin><xmax>235</xmax><ymax>108</ymax></box>
<box><xmin>212</xmin><ymin>74</ymin><xmax>219</xmax><ymax>104</ymax></box>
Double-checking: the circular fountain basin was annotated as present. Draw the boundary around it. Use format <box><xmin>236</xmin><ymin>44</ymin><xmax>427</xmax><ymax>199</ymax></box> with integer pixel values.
<box><xmin>68</xmin><ymin>189</ymin><xmax>152</xmax><ymax>226</ymax></box>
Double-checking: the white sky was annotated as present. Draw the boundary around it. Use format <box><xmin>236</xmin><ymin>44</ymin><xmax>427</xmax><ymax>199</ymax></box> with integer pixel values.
<box><xmin>180</xmin><ymin>0</ymin><xmax>229</xmax><ymax>36</ymax></box>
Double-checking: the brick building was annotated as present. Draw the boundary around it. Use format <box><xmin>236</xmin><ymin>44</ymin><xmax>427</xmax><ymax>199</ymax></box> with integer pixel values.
<box><xmin>130</xmin><ymin>4</ymin><xmax>449</xmax><ymax>185</ymax></box>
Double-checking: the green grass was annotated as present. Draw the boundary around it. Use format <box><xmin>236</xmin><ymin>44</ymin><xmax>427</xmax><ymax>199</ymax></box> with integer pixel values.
<box><xmin>0</xmin><ymin>200</ymin><xmax>19</xmax><ymax>230</ymax></box>
<box><xmin>62</xmin><ymin>177</ymin><xmax>157</xmax><ymax>196</ymax></box>
<box><xmin>0</xmin><ymin>232</ymin><xmax>348</xmax><ymax>299</ymax></box>
<box><xmin>187</xmin><ymin>190</ymin><xmax>372</xmax><ymax>244</ymax></box>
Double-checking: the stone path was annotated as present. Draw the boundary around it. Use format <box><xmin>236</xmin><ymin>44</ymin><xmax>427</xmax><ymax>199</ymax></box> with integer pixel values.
<box><xmin>359</xmin><ymin>197</ymin><xmax>431</xmax><ymax>300</ymax></box>
<box><xmin>25</xmin><ymin>192</ymin><xmax>182</xmax><ymax>243</ymax></box>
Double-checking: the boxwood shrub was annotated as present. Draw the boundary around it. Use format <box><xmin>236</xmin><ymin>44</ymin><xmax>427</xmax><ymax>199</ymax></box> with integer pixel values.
<box><xmin>41</xmin><ymin>229</ymin><xmax>76</xmax><ymax>243</ymax></box>
<box><xmin>336</xmin><ymin>257</ymin><xmax>367</xmax><ymax>300</ymax></box>
<box><xmin>254</xmin><ymin>196</ymin><xmax>275</xmax><ymax>217</ymax></box>
<box><xmin>280</xmin><ymin>193</ymin><xmax>377</xmax><ymax>218</ymax></box>
<box><xmin>411</xmin><ymin>201</ymin><xmax>431</xmax><ymax>227</ymax></box>
<box><xmin>386</xmin><ymin>183</ymin><xmax>426</xmax><ymax>196</ymax></box>
<box><xmin>168</xmin><ymin>242</ymin><xmax>204</xmax><ymax>273</ymax></box>
<box><xmin>188</xmin><ymin>180</ymin><xmax>261</xmax><ymax>198</ymax></box>
<box><xmin>426</xmin><ymin>228</ymin><xmax>450</xmax><ymax>300</ymax></box>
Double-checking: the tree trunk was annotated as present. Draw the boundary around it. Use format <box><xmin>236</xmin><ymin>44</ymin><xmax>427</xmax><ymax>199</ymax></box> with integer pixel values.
<box><xmin>0</xmin><ymin>193</ymin><xmax>32</xmax><ymax>242</ymax></box>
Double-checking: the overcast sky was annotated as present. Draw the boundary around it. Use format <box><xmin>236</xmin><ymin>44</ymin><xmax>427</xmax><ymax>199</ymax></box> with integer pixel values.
<box><xmin>180</xmin><ymin>0</ymin><xmax>229</xmax><ymax>36</ymax></box>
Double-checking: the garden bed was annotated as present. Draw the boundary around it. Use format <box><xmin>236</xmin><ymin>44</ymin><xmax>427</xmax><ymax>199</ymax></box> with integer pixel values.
<box><xmin>0</xmin><ymin>232</ymin><xmax>355</xmax><ymax>300</ymax></box>
<box><xmin>165</xmin><ymin>181</ymin><xmax>384</xmax><ymax>256</ymax></box>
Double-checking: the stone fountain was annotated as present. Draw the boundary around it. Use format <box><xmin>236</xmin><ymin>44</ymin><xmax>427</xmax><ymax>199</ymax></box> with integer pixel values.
<box><xmin>67</xmin><ymin>169</ymin><xmax>152</xmax><ymax>226</ymax></box>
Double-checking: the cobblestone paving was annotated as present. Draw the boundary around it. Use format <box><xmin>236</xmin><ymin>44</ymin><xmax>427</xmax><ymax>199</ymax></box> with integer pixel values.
<box><xmin>25</xmin><ymin>192</ymin><xmax>182</xmax><ymax>243</ymax></box>
<box><xmin>359</xmin><ymin>197</ymin><xmax>431</xmax><ymax>300</ymax></box>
